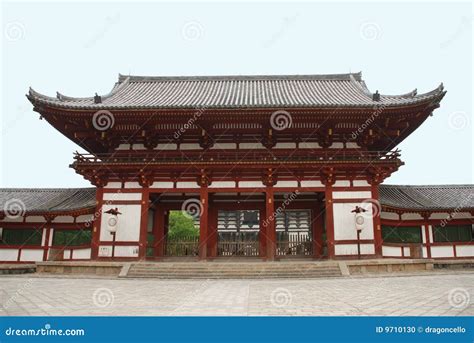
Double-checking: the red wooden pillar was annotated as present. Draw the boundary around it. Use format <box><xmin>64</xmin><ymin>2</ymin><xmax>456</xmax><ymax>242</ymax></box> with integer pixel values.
<box><xmin>207</xmin><ymin>205</ymin><xmax>218</xmax><ymax>258</ymax></box>
<box><xmin>265</xmin><ymin>188</ymin><xmax>276</xmax><ymax>261</ymax></box>
<box><xmin>423</xmin><ymin>214</ymin><xmax>432</xmax><ymax>258</ymax></box>
<box><xmin>154</xmin><ymin>206</ymin><xmax>166</xmax><ymax>258</ymax></box>
<box><xmin>198</xmin><ymin>187</ymin><xmax>209</xmax><ymax>260</ymax></box>
<box><xmin>324</xmin><ymin>184</ymin><xmax>335</xmax><ymax>259</ymax></box>
<box><xmin>259</xmin><ymin>208</ymin><xmax>267</xmax><ymax>259</ymax></box>
<box><xmin>371</xmin><ymin>185</ymin><xmax>383</xmax><ymax>258</ymax></box>
<box><xmin>138</xmin><ymin>189</ymin><xmax>150</xmax><ymax>260</ymax></box>
<box><xmin>312</xmin><ymin>201</ymin><xmax>324</xmax><ymax>259</ymax></box>
<box><xmin>91</xmin><ymin>187</ymin><xmax>104</xmax><ymax>260</ymax></box>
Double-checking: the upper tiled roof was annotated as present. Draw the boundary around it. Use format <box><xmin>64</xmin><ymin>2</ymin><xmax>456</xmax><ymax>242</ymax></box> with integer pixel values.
<box><xmin>27</xmin><ymin>72</ymin><xmax>446</xmax><ymax>110</ymax></box>
<box><xmin>379</xmin><ymin>184</ymin><xmax>474</xmax><ymax>211</ymax></box>
<box><xmin>0</xmin><ymin>188</ymin><xmax>96</xmax><ymax>215</ymax></box>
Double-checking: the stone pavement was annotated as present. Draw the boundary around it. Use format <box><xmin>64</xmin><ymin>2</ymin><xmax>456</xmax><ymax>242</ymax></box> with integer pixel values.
<box><xmin>0</xmin><ymin>272</ymin><xmax>472</xmax><ymax>316</ymax></box>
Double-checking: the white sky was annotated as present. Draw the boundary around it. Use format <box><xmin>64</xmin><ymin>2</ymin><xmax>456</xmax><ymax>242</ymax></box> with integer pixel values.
<box><xmin>1</xmin><ymin>1</ymin><xmax>473</xmax><ymax>187</ymax></box>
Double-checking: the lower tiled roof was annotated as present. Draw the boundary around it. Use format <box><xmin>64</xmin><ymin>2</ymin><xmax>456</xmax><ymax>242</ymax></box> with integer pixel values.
<box><xmin>379</xmin><ymin>184</ymin><xmax>474</xmax><ymax>211</ymax></box>
<box><xmin>0</xmin><ymin>188</ymin><xmax>96</xmax><ymax>214</ymax></box>
<box><xmin>0</xmin><ymin>185</ymin><xmax>473</xmax><ymax>215</ymax></box>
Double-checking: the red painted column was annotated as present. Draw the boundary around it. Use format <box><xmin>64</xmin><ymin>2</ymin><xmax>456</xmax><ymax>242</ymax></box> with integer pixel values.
<box><xmin>138</xmin><ymin>189</ymin><xmax>150</xmax><ymax>260</ymax></box>
<box><xmin>371</xmin><ymin>185</ymin><xmax>383</xmax><ymax>258</ymax></box>
<box><xmin>207</xmin><ymin>205</ymin><xmax>218</xmax><ymax>258</ymax></box>
<box><xmin>265</xmin><ymin>188</ymin><xmax>276</xmax><ymax>261</ymax></box>
<box><xmin>324</xmin><ymin>184</ymin><xmax>335</xmax><ymax>259</ymax></box>
<box><xmin>423</xmin><ymin>215</ymin><xmax>432</xmax><ymax>258</ymax></box>
<box><xmin>198</xmin><ymin>187</ymin><xmax>209</xmax><ymax>260</ymax></box>
<box><xmin>312</xmin><ymin>201</ymin><xmax>324</xmax><ymax>259</ymax></box>
<box><xmin>259</xmin><ymin>208</ymin><xmax>267</xmax><ymax>259</ymax></box>
<box><xmin>91</xmin><ymin>187</ymin><xmax>104</xmax><ymax>260</ymax></box>
<box><xmin>42</xmin><ymin>219</ymin><xmax>53</xmax><ymax>261</ymax></box>
<box><xmin>154</xmin><ymin>206</ymin><xmax>166</xmax><ymax>258</ymax></box>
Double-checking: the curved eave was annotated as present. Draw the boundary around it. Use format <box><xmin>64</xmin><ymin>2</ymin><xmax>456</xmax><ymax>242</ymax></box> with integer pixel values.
<box><xmin>381</xmin><ymin>204</ymin><xmax>474</xmax><ymax>214</ymax></box>
<box><xmin>26</xmin><ymin>90</ymin><xmax>446</xmax><ymax>112</ymax></box>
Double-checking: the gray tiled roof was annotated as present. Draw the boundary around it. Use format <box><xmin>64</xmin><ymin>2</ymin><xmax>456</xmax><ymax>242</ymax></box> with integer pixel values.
<box><xmin>1</xmin><ymin>185</ymin><xmax>473</xmax><ymax>215</ymax></box>
<box><xmin>0</xmin><ymin>188</ymin><xmax>96</xmax><ymax>214</ymax></box>
<box><xmin>379</xmin><ymin>184</ymin><xmax>474</xmax><ymax>211</ymax></box>
<box><xmin>27</xmin><ymin>73</ymin><xmax>446</xmax><ymax>110</ymax></box>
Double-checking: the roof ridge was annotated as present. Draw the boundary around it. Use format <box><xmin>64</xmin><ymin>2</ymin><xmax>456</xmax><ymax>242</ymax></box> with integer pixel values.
<box><xmin>118</xmin><ymin>72</ymin><xmax>363</xmax><ymax>83</ymax></box>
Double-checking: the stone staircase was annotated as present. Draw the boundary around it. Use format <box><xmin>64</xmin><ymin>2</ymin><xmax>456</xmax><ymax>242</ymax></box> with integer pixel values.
<box><xmin>123</xmin><ymin>261</ymin><xmax>342</xmax><ymax>279</ymax></box>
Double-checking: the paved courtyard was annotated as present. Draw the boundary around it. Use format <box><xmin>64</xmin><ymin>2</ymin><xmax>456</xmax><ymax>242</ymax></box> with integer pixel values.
<box><xmin>0</xmin><ymin>272</ymin><xmax>472</xmax><ymax>316</ymax></box>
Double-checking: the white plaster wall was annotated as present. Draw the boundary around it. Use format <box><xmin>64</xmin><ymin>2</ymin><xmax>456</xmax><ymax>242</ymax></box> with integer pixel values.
<box><xmin>124</xmin><ymin>182</ymin><xmax>142</xmax><ymax>189</ymax></box>
<box><xmin>98</xmin><ymin>245</ymin><xmax>112</xmax><ymax>257</ymax></box>
<box><xmin>41</xmin><ymin>228</ymin><xmax>47</xmax><ymax>246</ymax></box>
<box><xmin>422</xmin><ymin>247</ymin><xmax>428</xmax><ymax>258</ymax></box>
<box><xmin>274</xmin><ymin>142</ymin><xmax>296</xmax><ymax>149</ymax></box>
<box><xmin>334</xmin><ymin>180</ymin><xmax>351</xmax><ymax>187</ymax></box>
<box><xmin>381</xmin><ymin>212</ymin><xmax>399</xmax><ymax>220</ymax></box>
<box><xmin>422</xmin><ymin>225</ymin><xmax>427</xmax><ymax>243</ymax></box>
<box><xmin>48</xmin><ymin>229</ymin><xmax>54</xmax><ymax>246</ymax></box>
<box><xmin>333</xmin><ymin>203</ymin><xmax>374</xmax><ymax>240</ymax></box>
<box><xmin>76</xmin><ymin>214</ymin><xmax>94</xmax><ymax>223</ymax></box>
<box><xmin>275</xmin><ymin>181</ymin><xmax>298</xmax><ymax>188</ymax></box>
<box><xmin>52</xmin><ymin>216</ymin><xmax>74</xmax><ymax>223</ymax></box>
<box><xmin>209</xmin><ymin>181</ymin><xmax>236</xmax><ymax>188</ymax></box>
<box><xmin>72</xmin><ymin>248</ymin><xmax>92</xmax><ymax>259</ymax></box>
<box><xmin>430</xmin><ymin>246</ymin><xmax>454</xmax><ymax>258</ymax></box>
<box><xmin>2</xmin><ymin>216</ymin><xmax>24</xmax><ymax>223</ymax></box>
<box><xmin>116</xmin><ymin>144</ymin><xmax>131</xmax><ymax>150</ymax></box>
<box><xmin>103</xmin><ymin>193</ymin><xmax>142</xmax><ymax>201</ymax></box>
<box><xmin>132</xmin><ymin>144</ymin><xmax>146</xmax><ymax>150</ymax></box>
<box><xmin>329</xmin><ymin>142</ymin><xmax>344</xmax><ymax>149</ymax></box>
<box><xmin>300</xmin><ymin>180</ymin><xmax>324</xmax><ymax>187</ymax></box>
<box><xmin>456</xmin><ymin>245</ymin><xmax>474</xmax><ymax>257</ymax></box>
<box><xmin>239</xmin><ymin>143</ymin><xmax>265</xmax><ymax>149</ymax></box>
<box><xmin>155</xmin><ymin>143</ymin><xmax>177</xmax><ymax>150</ymax></box>
<box><xmin>0</xmin><ymin>249</ymin><xmax>19</xmax><ymax>261</ymax></box>
<box><xmin>335</xmin><ymin>244</ymin><xmax>374</xmax><ymax>255</ymax></box>
<box><xmin>25</xmin><ymin>216</ymin><xmax>45</xmax><ymax>223</ymax></box>
<box><xmin>239</xmin><ymin>181</ymin><xmax>265</xmax><ymax>188</ymax></box>
<box><xmin>429</xmin><ymin>212</ymin><xmax>472</xmax><ymax>220</ymax></box>
<box><xmin>114</xmin><ymin>245</ymin><xmax>139</xmax><ymax>257</ymax></box>
<box><xmin>352</xmin><ymin>180</ymin><xmax>369</xmax><ymax>187</ymax></box>
<box><xmin>403</xmin><ymin>247</ymin><xmax>410</xmax><ymax>257</ymax></box>
<box><xmin>346</xmin><ymin>143</ymin><xmax>360</xmax><ymax>148</ymax></box>
<box><xmin>299</xmin><ymin>142</ymin><xmax>320</xmax><ymax>149</ymax></box>
<box><xmin>180</xmin><ymin>143</ymin><xmax>201</xmax><ymax>150</ymax></box>
<box><xmin>151</xmin><ymin>182</ymin><xmax>174</xmax><ymax>189</ymax></box>
<box><xmin>100</xmin><ymin>204</ymin><xmax>142</xmax><ymax>242</ymax></box>
<box><xmin>98</xmin><ymin>246</ymin><xmax>112</xmax><ymax>257</ymax></box>
<box><xmin>104</xmin><ymin>182</ymin><xmax>122</xmax><ymax>189</ymax></box>
<box><xmin>19</xmin><ymin>249</ymin><xmax>43</xmax><ymax>261</ymax></box>
<box><xmin>332</xmin><ymin>191</ymin><xmax>372</xmax><ymax>199</ymax></box>
<box><xmin>382</xmin><ymin>245</ymin><xmax>403</xmax><ymax>257</ymax></box>
<box><xmin>401</xmin><ymin>213</ymin><xmax>423</xmax><ymax>220</ymax></box>
<box><xmin>176</xmin><ymin>182</ymin><xmax>199</xmax><ymax>189</ymax></box>
<box><xmin>210</xmin><ymin>143</ymin><xmax>237</xmax><ymax>150</ymax></box>
<box><xmin>63</xmin><ymin>250</ymin><xmax>71</xmax><ymax>259</ymax></box>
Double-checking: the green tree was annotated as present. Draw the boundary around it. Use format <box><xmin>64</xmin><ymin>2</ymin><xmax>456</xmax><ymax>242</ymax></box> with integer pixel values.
<box><xmin>167</xmin><ymin>211</ymin><xmax>199</xmax><ymax>239</ymax></box>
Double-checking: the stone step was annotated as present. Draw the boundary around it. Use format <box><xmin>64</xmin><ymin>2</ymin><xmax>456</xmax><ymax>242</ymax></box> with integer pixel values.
<box><xmin>124</xmin><ymin>262</ymin><xmax>342</xmax><ymax>279</ymax></box>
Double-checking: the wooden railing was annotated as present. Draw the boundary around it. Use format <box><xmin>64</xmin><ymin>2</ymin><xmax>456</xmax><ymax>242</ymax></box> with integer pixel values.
<box><xmin>164</xmin><ymin>236</ymin><xmax>199</xmax><ymax>257</ymax></box>
<box><xmin>276</xmin><ymin>233</ymin><xmax>313</xmax><ymax>257</ymax></box>
<box><xmin>72</xmin><ymin>149</ymin><xmax>401</xmax><ymax>165</ymax></box>
<box><xmin>218</xmin><ymin>240</ymin><xmax>260</xmax><ymax>257</ymax></box>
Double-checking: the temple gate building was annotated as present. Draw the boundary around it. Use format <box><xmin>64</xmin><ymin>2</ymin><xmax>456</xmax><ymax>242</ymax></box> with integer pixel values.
<box><xmin>0</xmin><ymin>72</ymin><xmax>473</xmax><ymax>262</ymax></box>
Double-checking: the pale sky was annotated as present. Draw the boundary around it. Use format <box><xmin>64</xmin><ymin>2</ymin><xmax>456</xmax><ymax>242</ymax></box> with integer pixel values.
<box><xmin>1</xmin><ymin>1</ymin><xmax>472</xmax><ymax>187</ymax></box>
